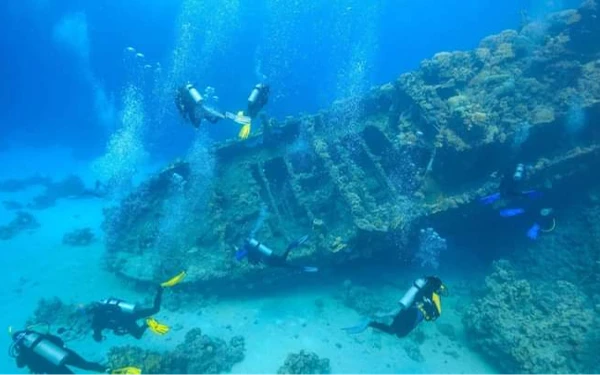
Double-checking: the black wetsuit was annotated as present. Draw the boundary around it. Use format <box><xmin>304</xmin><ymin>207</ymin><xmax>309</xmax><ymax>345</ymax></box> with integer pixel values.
<box><xmin>369</xmin><ymin>277</ymin><xmax>443</xmax><ymax>338</ymax></box>
<box><xmin>91</xmin><ymin>287</ymin><xmax>163</xmax><ymax>341</ymax></box>
<box><xmin>246</xmin><ymin>239</ymin><xmax>309</xmax><ymax>271</ymax></box>
<box><xmin>13</xmin><ymin>331</ymin><xmax>106</xmax><ymax>374</ymax></box>
<box><xmin>176</xmin><ymin>87</ymin><xmax>224</xmax><ymax>128</ymax></box>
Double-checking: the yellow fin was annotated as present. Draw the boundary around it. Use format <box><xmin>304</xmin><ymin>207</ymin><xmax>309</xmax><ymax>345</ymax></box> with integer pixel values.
<box><xmin>146</xmin><ymin>318</ymin><xmax>170</xmax><ymax>335</ymax></box>
<box><xmin>238</xmin><ymin>123</ymin><xmax>251</xmax><ymax>140</ymax></box>
<box><xmin>110</xmin><ymin>366</ymin><xmax>142</xmax><ymax>375</ymax></box>
<box><xmin>160</xmin><ymin>271</ymin><xmax>186</xmax><ymax>288</ymax></box>
<box><xmin>432</xmin><ymin>293</ymin><xmax>441</xmax><ymax>315</ymax></box>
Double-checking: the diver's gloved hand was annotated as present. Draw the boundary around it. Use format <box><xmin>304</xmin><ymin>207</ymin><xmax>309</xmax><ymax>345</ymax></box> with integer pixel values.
<box><xmin>480</xmin><ymin>192</ymin><xmax>501</xmax><ymax>205</ymax></box>
<box><xmin>527</xmin><ymin>223</ymin><xmax>541</xmax><ymax>240</ymax></box>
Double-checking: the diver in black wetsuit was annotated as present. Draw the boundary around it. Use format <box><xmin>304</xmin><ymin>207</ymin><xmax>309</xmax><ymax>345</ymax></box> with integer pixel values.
<box><xmin>343</xmin><ymin>276</ymin><xmax>446</xmax><ymax>338</ymax></box>
<box><xmin>246</xmin><ymin>83</ymin><xmax>270</xmax><ymax>119</ymax></box>
<box><xmin>175</xmin><ymin>83</ymin><xmax>226</xmax><ymax>128</ymax></box>
<box><xmin>235</xmin><ymin>235</ymin><xmax>318</xmax><ymax>272</ymax></box>
<box><xmin>86</xmin><ymin>271</ymin><xmax>186</xmax><ymax>341</ymax></box>
<box><xmin>481</xmin><ymin>163</ymin><xmax>556</xmax><ymax>239</ymax></box>
<box><xmin>10</xmin><ymin>329</ymin><xmax>108</xmax><ymax>374</ymax></box>
<box><xmin>87</xmin><ymin>287</ymin><xmax>164</xmax><ymax>341</ymax></box>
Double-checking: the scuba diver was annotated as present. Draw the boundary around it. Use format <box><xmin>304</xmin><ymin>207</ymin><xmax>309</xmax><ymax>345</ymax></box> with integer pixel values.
<box><xmin>246</xmin><ymin>83</ymin><xmax>270</xmax><ymax>119</ymax></box>
<box><xmin>9</xmin><ymin>327</ymin><xmax>140</xmax><ymax>374</ymax></box>
<box><xmin>481</xmin><ymin>163</ymin><xmax>539</xmax><ymax>204</ymax></box>
<box><xmin>175</xmin><ymin>83</ymin><xmax>226</xmax><ymax>128</ymax></box>
<box><xmin>175</xmin><ymin>83</ymin><xmax>255</xmax><ymax>139</ymax></box>
<box><xmin>342</xmin><ymin>276</ymin><xmax>447</xmax><ymax>338</ymax></box>
<box><xmin>86</xmin><ymin>271</ymin><xmax>186</xmax><ymax>342</ymax></box>
<box><xmin>235</xmin><ymin>235</ymin><xmax>318</xmax><ymax>272</ymax></box>
<box><xmin>175</xmin><ymin>82</ymin><xmax>270</xmax><ymax>139</ymax></box>
<box><xmin>480</xmin><ymin>162</ymin><xmax>556</xmax><ymax>239</ymax></box>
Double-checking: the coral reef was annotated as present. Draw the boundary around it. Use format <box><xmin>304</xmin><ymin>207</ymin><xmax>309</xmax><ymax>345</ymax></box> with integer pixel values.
<box><xmin>337</xmin><ymin>280</ymin><xmax>395</xmax><ymax>317</ymax></box>
<box><xmin>107</xmin><ymin>346</ymin><xmax>165</xmax><ymax>374</ymax></box>
<box><xmin>62</xmin><ymin>227</ymin><xmax>96</xmax><ymax>247</ymax></box>
<box><xmin>165</xmin><ymin>328</ymin><xmax>245</xmax><ymax>374</ymax></box>
<box><xmin>101</xmin><ymin>1</ymin><xmax>600</xmax><ymax>289</ymax></box>
<box><xmin>26</xmin><ymin>297</ymin><xmax>91</xmax><ymax>341</ymax></box>
<box><xmin>0</xmin><ymin>211</ymin><xmax>40</xmax><ymax>240</ymax></box>
<box><xmin>277</xmin><ymin>350</ymin><xmax>331</xmax><ymax>374</ymax></box>
<box><xmin>29</xmin><ymin>175</ymin><xmax>89</xmax><ymax>209</ymax></box>
<box><xmin>463</xmin><ymin>260</ymin><xmax>596</xmax><ymax>373</ymax></box>
<box><xmin>0</xmin><ymin>175</ymin><xmax>52</xmax><ymax>192</ymax></box>
<box><xmin>107</xmin><ymin>329</ymin><xmax>245</xmax><ymax>374</ymax></box>
<box><xmin>0</xmin><ymin>174</ymin><xmax>101</xmax><ymax>209</ymax></box>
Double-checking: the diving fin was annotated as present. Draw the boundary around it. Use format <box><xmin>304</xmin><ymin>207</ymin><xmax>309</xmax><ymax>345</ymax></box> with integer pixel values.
<box><xmin>111</xmin><ymin>366</ymin><xmax>142</xmax><ymax>374</ymax></box>
<box><xmin>146</xmin><ymin>318</ymin><xmax>170</xmax><ymax>335</ymax></box>
<box><xmin>238</xmin><ymin>123</ymin><xmax>251</xmax><ymax>140</ymax></box>
<box><xmin>342</xmin><ymin>319</ymin><xmax>371</xmax><ymax>334</ymax></box>
<box><xmin>160</xmin><ymin>271</ymin><xmax>186</xmax><ymax>288</ymax></box>
<box><xmin>286</xmin><ymin>234</ymin><xmax>309</xmax><ymax>252</ymax></box>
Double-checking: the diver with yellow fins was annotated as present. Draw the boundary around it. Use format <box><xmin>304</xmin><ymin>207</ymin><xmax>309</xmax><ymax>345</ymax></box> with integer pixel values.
<box><xmin>9</xmin><ymin>325</ymin><xmax>140</xmax><ymax>374</ymax></box>
<box><xmin>86</xmin><ymin>271</ymin><xmax>186</xmax><ymax>342</ymax></box>
<box><xmin>343</xmin><ymin>276</ymin><xmax>447</xmax><ymax>338</ymax></box>
<box><xmin>175</xmin><ymin>82</ymin><xmax>269</xmax><ymax>140</ymax></box>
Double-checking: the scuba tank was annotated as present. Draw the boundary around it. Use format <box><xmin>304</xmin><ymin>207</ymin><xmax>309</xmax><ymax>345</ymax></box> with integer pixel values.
<box><xmin>247</xmin><ymin>84</ymin><xmax>264</xmax><ymax>104</ymax></box>
<box><xmin>185</xmin><ymin>84</ymin><xmax>203</xmax><ymax>104</ymax></box>
<box><xmin>100</xmin><ymin>298</ymin><xmax>137</xmax><ymax>314</ymax></box>
<box><xmin>246</xmin><ymin>238</ymin><xmax>273</xmax><ymax>257</ymax></box>
<box><xmin>247</xmin><ymin>84</ymin><xmax>269</xmax><ymax>117</ymax></box>
<box><xmin>399</xmin><ymin>278</ymin><xmax>427</xmax><ymax>309</ymax></box>
<box><xmin>20</xmin><ymin>331</ymin><xmax>69</xmax><ymax>367</ymax></box>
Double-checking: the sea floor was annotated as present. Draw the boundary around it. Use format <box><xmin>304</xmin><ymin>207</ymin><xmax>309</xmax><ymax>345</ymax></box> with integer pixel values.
<box><xmin>0</xmin><ymin>147</ymin><xmax>497</xmax><ymax>374</ymax></box>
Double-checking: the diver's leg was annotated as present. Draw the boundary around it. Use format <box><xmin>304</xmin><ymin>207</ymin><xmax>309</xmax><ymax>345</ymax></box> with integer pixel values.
<box><xmin>65</xmin><ymin>351</ymin><xmax>107</xmax><ymax>372</ymax></box>
<box><xmin>133</xmin><ymin>287</ymin><xmax>163</xmax><ymax>318</ymax></box>
<box><xmin>368</xmin><ymin>321</ymin><xmax>396</xmax><ymax>335</ymax></box>
<box><xmin>281</xmin><ymin>246</ymin><xmax>293</xmax><ymax>260</ymax></box>
<box><xmin>268</xmin><ymin>254</ymin><xmax>289</xmax><ymax>267</ymax></box>
<box><xmin>126</xmin><ymin>321</ymin><xmax>148</xmax><ymax>339</ymax></box>
<box><xmin>389</xmin><ymin>308</ymin><xmax>422</xmax><ymax>338</ymax></box>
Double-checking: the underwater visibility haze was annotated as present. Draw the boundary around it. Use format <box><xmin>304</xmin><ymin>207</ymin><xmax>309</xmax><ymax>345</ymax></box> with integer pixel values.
<box><xmin>0</xmin><ymin>0</ymin><xmax>598</xmax><ymax>374</ymax></box>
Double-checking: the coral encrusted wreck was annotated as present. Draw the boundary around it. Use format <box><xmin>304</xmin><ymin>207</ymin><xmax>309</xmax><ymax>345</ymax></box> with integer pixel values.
<box><xmin>102</xmin><ymin>1</ymin><xmax>600</xmax><ymax>288</ymax></box>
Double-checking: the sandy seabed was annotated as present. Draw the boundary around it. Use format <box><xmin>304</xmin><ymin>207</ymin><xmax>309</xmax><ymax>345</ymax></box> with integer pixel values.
<box><xmin>0</xmin><ymin>147</ymin><xmax>496</xmax><ymax>374</ymax></box>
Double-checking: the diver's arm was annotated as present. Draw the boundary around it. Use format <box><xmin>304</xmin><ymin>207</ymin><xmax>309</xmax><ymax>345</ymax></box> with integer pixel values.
<box><xmin>92</xmin><ymin>327</ymin><xmax>103</xmax><ymax>342</ymax></box>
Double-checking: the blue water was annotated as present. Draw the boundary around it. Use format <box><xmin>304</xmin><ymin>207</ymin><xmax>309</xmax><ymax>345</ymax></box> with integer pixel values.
<box><xmin>0</xmin><ymin>0</ymin><xmax>587</xmax><ymax>374</ymax></box>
